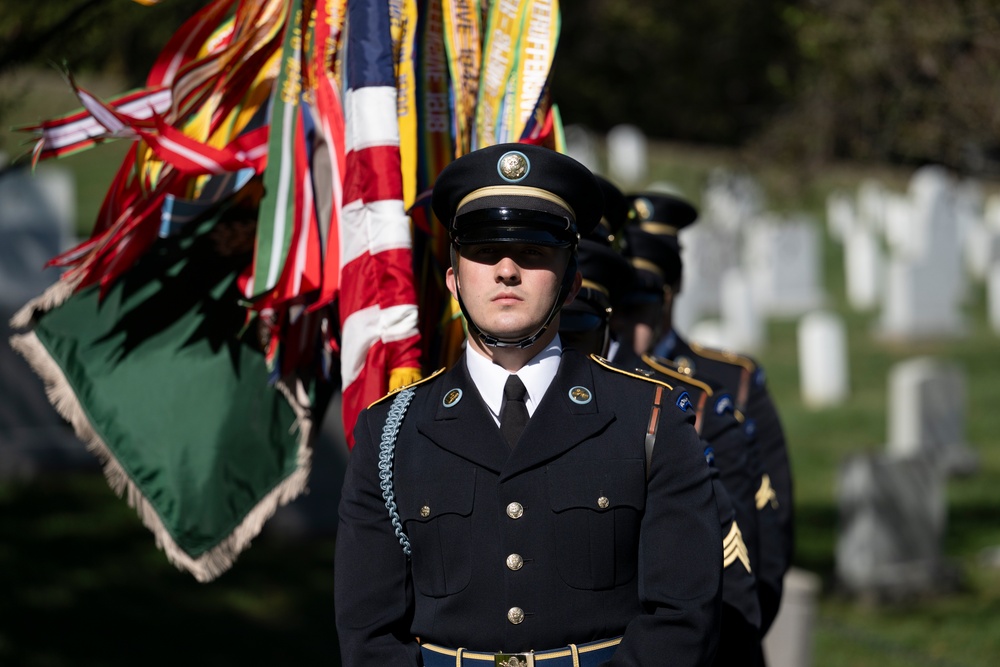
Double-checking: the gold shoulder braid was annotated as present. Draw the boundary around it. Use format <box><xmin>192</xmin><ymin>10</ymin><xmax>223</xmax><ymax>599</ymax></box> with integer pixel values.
<box><xmin>367</xmin><ymin>367</ymin><xmax>446</xmax><ymax>409</ymax></box>
<box><xmin>641</xmin><ymin>354</ymin><xmax>714</xmax><ymax>396</ymax></box>
<box><xmin>688</xmin><ymin>342</ymin><xmax>757</xmax><ymax>372</ymax></box>
<box><xmin>589</xmin><ymin>354</ymin><xmax>673</xmax><ymax>389</ymax></box>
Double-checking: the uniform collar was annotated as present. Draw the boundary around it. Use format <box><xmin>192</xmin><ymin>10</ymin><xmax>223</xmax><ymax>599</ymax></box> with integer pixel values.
<box><xmin>465</xmin><ymin>334</ymin><xmax>563</xmax><ymax>424</ymax></box>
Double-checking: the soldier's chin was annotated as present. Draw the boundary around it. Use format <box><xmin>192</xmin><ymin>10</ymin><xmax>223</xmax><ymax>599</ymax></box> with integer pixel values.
<box><xmin>482</xmin><ymin>323</ymin><xmax>538</xmax><ymax>344</ymax></box>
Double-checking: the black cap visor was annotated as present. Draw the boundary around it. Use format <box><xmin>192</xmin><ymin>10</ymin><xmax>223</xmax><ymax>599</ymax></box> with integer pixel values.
<box><xmin>453</xmin><ymin>207</ymin><xmax>577</xmax><ymax>247</ymax></box>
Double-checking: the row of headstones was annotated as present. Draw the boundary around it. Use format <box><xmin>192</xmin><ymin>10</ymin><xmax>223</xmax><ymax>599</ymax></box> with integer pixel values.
<box><xmin>835</xmin><ymin>355</ymin><xmax>978</xmax><ymax>601</ymax></box>
<box><xmin>827</xmin><ymin>167</ymin><xmax>1000</xmax><ymax>338</ymax></box>
<box><xmin>567</xmin><ymin>123</ymin><xmax>828</xmax><ymax>355</ymax></box>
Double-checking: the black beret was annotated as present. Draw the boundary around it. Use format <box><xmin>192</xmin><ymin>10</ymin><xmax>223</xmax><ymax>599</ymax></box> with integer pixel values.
<box><xmin>592</xmin><ymin>175</ymin><xmax>629</xmax><ymax>245</ymax></box>
<box><xmin>431</xmin><ymin>143</ymin><xmax>603</xmax><ymax>246</ymax></box>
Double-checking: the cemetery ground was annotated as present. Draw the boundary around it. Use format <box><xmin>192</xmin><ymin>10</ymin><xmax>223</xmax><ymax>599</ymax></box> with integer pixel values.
<box><xmin>3</xmin><ymin>74</ymin><xmax>1000</xmax><ymax>666</ymax></box>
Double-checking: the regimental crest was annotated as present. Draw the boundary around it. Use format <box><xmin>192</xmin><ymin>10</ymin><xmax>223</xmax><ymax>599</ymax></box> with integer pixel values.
<box><xmin>442</xmin><ymin>388</ymin><xmax>463</xmax><ymax>408</ymax></box>
<box><xmin>676</xmin><ymin>391</ymin><xmax>692</xmax><ymax>412</ymax></box>
<box><xmin>497</xmin><ymin>151</ymin><xmax>529</xmax><ymax>182</ymax></box>
<box><xmin>633</xmin><ymin>196</ymin><xmax>652</xmax><ymax>221</ymax></box>
<box><xmin>568</xmin><ymin>385</ymin><xmax>592</xmax><ymax>404</ymax></box>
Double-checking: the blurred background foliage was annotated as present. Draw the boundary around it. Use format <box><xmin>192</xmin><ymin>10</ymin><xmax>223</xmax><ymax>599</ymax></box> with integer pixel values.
<box><xmin>6</xmin><ymin>0</ymin><xmax>1000</xmax><ymax>174</ymax></box>
<box><xmin>7</xmin><ymin>1</ymin><xmax>1000</xmax><ymax>174</ymax></box>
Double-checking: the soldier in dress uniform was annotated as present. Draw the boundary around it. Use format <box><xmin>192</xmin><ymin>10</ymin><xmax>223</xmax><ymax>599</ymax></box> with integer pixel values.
<box><xmin>335</xmin><ymin>144</ymin><xmax>723</xmax><ymax>667</ymax></box>
<box><xmin>559</xmin><ymin>232</ymin><xmax>762</xmax><ymax>667</ymax></box>
<box><xmin>620</xmin><ymin>192</ymin><xmax>795</xmax><ymax>654</ymax></box>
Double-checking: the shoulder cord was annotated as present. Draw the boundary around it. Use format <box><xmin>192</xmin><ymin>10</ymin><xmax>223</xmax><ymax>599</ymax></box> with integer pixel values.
<box><xmin>378</xmin><ymin>388</ymin><xmax>416</xmax><ymax>556</ymax></box>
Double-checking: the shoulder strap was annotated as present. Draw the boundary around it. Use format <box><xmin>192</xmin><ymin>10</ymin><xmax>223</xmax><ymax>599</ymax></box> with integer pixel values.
<box><xmin>378</xmin><ymin>387</ymin><xmax>417</xmax><ymax>556</ymax></box>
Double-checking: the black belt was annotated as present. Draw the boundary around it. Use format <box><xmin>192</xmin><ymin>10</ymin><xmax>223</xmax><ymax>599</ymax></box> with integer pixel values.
<box><xmin>420</xmin><ymin>637</ymin><xmax>622</xmax><ymax>667</ymax></box>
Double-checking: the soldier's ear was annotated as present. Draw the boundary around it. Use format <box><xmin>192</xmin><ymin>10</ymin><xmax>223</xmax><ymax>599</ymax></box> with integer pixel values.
<box><xmin>446</xmin><ymin>266</ymin><xmax>459</xmax><ymax>299</ymax></box>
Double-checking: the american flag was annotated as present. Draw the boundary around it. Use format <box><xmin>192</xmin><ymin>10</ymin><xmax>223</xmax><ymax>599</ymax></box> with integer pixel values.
<box><xmin>339</xmin><ymin>0</ymin><xmax>422</xmax><ymax>447</ymax></box>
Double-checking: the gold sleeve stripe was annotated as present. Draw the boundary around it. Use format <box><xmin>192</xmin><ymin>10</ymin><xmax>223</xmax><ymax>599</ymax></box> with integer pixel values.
<box><xmin>367</xmin><ymin>367</ymin><xmax>446</xmax><ymax>409</ymax></box>
<box><xmin>641</xmin><ymin>354</ymin><xmax>714</xmax><ymax>396</ymax></box>
<box><xmin>723</xmin><ymin>521</ymin><xmax>752</xmax><ymax>573</ymax></box>
<box><xmin>589</xmin><ymin>355</ymin><xmax>673</xmax><ymax>390</ymax></box>
<box><xmin>755</xmin><ymin>473</ymin><xmax>779</xmax><ymax>510</ymax></box>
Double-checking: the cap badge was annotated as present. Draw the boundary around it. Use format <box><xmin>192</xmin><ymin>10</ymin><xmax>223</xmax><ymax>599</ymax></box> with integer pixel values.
<box><xmin>568</xmin><ymin>386</ymin><xmax>592</xmax><ymax>404</ymax></box>
<box><xmin>497</xmin><ymin>151</ymin><xmax>530</xmax><ymax>182</ymax></box>
<box><xmin>633</xmin><ymin>196</ymin><xmax>653</xmax><ymax>221</ymax></box>
<box><xmin>442</xmin><ymin>388</ymin><xmax>463</xmax><ymax>408</ymax></box>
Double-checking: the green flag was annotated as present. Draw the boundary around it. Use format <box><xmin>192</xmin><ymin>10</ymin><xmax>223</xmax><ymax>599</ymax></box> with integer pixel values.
<box><xmin>9</xmin><ymin>192</ymin><xmax>311</xmax><ymax>582</ymax></box>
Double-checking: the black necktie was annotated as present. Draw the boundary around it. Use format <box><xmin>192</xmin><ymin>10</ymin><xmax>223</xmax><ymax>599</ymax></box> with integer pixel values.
<box><xmin>499</xmin><ymin>374</ymin><xmax>529</xmax><ymax>449</ymax></box>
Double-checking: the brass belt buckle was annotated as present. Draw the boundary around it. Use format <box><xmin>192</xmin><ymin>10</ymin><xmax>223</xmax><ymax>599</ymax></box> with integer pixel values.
<box><xmin>495</xmin><ymin>653</ymin><xmax>534</xmax><ymax>667</ymax></box>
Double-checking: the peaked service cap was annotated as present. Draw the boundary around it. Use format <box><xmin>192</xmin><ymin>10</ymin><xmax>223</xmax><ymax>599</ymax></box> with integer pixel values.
<box><xmin>432</xmin><ymin>143</ymin><xmax>604</xmax><ymax>247</ymax></box>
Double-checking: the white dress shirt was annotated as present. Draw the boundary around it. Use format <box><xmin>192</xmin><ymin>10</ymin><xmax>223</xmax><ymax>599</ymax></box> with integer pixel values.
<box><xmin>465</xmin><ymin>335</ymin><xmax>563</xmax><ymax>426</ymax></box>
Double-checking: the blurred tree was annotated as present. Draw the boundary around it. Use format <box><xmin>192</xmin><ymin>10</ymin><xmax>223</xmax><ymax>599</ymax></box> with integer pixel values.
<box><xmin>750</xmin><ymin>0</ymin><xmax>1000</xmax><ymax>173</ymax></box>
<box><xmin>5</xmin><ymin>0</ymin><xmax>1000</xmax><ymax>174</ymax></box>
<box><xmin>553</xmin><ymin>0</ymin><xmax>800</xmax><ymax>146</ymax></box>
<box><xmin>0</xmin><ymin>0</ymin><xmax>206</xmax><ymax>85</ymax></box>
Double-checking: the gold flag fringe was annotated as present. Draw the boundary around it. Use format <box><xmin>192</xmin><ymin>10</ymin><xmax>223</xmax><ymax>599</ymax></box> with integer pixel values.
<box><xmin>9</xmin><ymin>314</ymin><xmax>314</xmax><ymax>583</ymax></box>
<box><xmin>10</xmin><ymin>279</ymin><xmax>77</xmax><ymax>330</ymax></box>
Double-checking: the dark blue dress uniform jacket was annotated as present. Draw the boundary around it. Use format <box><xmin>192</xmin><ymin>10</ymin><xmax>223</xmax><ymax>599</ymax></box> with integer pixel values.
<box><xmin>633</xmin><ymin>354</ymin><xmax>763</xmax><ymax>667</ymax></box>
<box><xmin>335</xmin><ymin>349</ymin><xmax>723</xmax><ymax>666</ymax></box>
<box><xmin>663</xmin><ymin>335</ymin><xmax>794</xmax><ymax>636</ymax></box>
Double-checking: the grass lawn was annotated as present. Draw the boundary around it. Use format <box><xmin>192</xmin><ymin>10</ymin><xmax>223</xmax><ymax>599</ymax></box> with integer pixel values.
<box><xmin>2</xmin><ymin>72</ymin><xmax>1000</xmax><ymax>665</ymax></box>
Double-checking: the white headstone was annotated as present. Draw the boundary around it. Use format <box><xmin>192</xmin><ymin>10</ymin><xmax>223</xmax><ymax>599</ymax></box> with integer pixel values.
<box><xmin>964</xmin><ymin>224</ymin><xmax>1000</xmax><ymax>282</ymax></box>
<box><xmin>0</xmin><ymin>165</ymin><xmax>76</xmax><ymax>309</ymax></box>
<box><xmin>744</xmin><ymin>214</ymin><xmax>825</xmax><ymax>317</ymax></box>
<box><xmin>797</xmin><ymin>311</ymin><xmax>848</xmax><ymax>408</ymax></box>
<box><xmin>857</xmin><ymin>178</ymin><xmax>888</xmax><ymax>233</ymax></box>
<box><xmin>672</xmin><ymin>223</ymin><xmax>741</xmax><ymax>333</ymax></box>
<box><xmin>826</xmin><ymin>190</ymin><xmax>856</xmax><ymax>244</ymax></box>
<box><xmin>702</xmin><ymin>168</ymin><xmax>764</xmax><ymax>232</ymax></box>
<box><xmin>881</xmin><ymin>192</ymin><xmax>913</xmax><ymax>257</ymax></box>
<box><xmin>984</xmin><ymin>193</ymin><xmax>1000</xmax><ymax>232</ymax></box>
<box><xmin>887</xmin><ymin>357</ymin><xmax>978</xmax><ymax>476</ymax></box>
<box><xmin>563</xmin><ymin>124</ymin><xmax>600</xmax><ymax>173</ymax></box>
<box><xmin>843</xmin><ymin>221</ymin><xmax>882</xmax><ymax>311</ymax></box>
<box><xmin>763</xmin><ymin>568</ymin><xmax>821</xmax><ymax>667</ymax></box>
<box><xmin>836</xmin><ymin>453</ymin><xmax>952</xmax><ymax>599</ymax></box>
<box><xmin>880</xmin><ymin>244</ymin><xmax>966</xmax><ymax>340</ymax></box>
<box><xmin>989</xmin><ymin>263</ymin><xmax>1000</xmax><ymax>334</ymax></box>
<box><xmin>606</xmin><ymin>124</ymin><xmax>647</xmax><ymax>189</ymax></box>
<box><xmin>719</xmin><ymin>267</ymin><xmax>763</xmax><ymax>352</ymax></box>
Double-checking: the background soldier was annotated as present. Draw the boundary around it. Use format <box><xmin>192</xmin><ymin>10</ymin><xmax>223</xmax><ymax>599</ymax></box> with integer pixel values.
<box><xmin>335</xmin><ymin>144</ymin><xmax>723</xmax><ymax>666</ymax></box>
<box><xmin>560</xmin><ymin>228</ymin><xmax>763</xmax><ymax>666</ymax></box>
<box><xmin>619</xmin><ymin>191</ymin><xmax>795</xmax><ymax>658</ymax></box>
